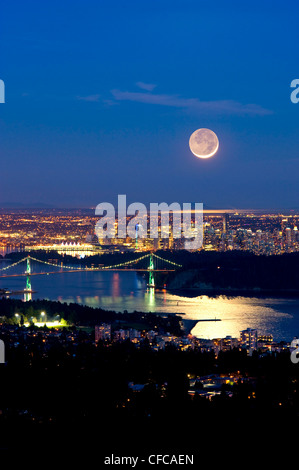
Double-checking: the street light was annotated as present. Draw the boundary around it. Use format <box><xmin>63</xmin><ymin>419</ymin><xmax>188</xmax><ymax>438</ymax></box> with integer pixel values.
<box><xmin>15</xmin><ymin>313</ymin><xmax>20</xmax><ymax>325</ymax></box>
<box><xmin>41</xmin><ymin>311</ymin><xmax>46</xmax><ymax>324</ymax></box>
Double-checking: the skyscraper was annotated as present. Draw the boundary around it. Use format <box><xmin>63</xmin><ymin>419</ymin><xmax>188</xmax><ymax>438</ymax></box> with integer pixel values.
<box><xmin>285</xmin><ymin>227</ymin><xmax>292</xmax><ymax>245</ymax></box>
<box><xmin>223</xmin><ymin>213</ymin><xmax>229</xmax><ymax>234</ymax></box>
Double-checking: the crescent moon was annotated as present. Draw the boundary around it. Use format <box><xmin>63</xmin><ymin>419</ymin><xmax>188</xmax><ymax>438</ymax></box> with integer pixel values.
<box><xmin>189</xmin><ymin>128</ymin><xmax>219</xmax><ymax>159</ymax></box>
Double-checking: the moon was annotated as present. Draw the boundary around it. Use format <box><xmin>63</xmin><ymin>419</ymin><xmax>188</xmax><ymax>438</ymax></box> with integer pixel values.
<box><xmin>189</xmin><ymin>128</ymin><xmax>219</xmax><ymax>159</ymax></box>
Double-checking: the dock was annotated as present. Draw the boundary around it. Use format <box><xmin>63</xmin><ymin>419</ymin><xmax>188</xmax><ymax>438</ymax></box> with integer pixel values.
<box><xmin>196</xmin><ymin>318</ymin><xmax>221</xmax><ymax>322</ymax></box>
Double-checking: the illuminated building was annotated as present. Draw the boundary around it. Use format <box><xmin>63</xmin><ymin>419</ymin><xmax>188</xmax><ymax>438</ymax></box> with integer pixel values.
<box><xmin>114</xmin><ymin>329</ymin><xmax>130</xmax><ymax>341</ymax></box>
<box><xmin>240</xmin><ymin>328</ymin><xmax>258</xmax><ymax>353</ymax></box>
<box><xmin>258</xmin><ymin>335</ymin><xmax>273</xmax><ymax>343</ymax></box>
<box><xmin>95</xmin><ymin>324</ymin><xmax>111</xmax><ymax>342</ymax></box>
<box><xmin>154</xmin><ymin>237</ymin><xmax>161</xmax><ymax>250</ymax></box>
<box><xmin>27</xmin><ymin>242</ymin><xmax>101</xmax><ymax>257</ymax></box>
<box><xmin>285</xmin><ymin>227</ymin><xmax>292</xmax><ymax>245</ymax></box>
<box><xmin>220</xmin><ymin>336</ymin><xmax>239</xmax><ymax>351</ymax></box>
<box><xmin>223</xmin><ymin>213</ymin><xmax>229</xmax><ymax>234</ymax></box>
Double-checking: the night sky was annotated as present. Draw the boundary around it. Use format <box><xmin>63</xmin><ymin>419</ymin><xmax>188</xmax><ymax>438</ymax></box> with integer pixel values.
<box><xmin>1</xmin><ymin>0</ymin><xmax>298</xmax><ymax>209</ymax></box>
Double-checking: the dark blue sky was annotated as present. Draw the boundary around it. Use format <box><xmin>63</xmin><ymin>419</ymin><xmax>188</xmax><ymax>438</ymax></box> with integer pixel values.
<box><xmin>1</xmin><ymin>0</ymin><xmax>298</xmax><ymax>208</ymax></box>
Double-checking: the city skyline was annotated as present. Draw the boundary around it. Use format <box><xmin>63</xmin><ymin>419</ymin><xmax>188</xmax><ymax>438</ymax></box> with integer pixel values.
<box><xmin>1</xmin><ymin>208</ymin><xmax>299</xmax><ymax>256</ymax></box>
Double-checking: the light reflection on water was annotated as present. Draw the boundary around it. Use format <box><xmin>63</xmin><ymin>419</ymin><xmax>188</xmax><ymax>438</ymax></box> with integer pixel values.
<box><xmin>1</xmin><ymin>260</ymin><xmax>299</xmax><ymax>341</ymax></box>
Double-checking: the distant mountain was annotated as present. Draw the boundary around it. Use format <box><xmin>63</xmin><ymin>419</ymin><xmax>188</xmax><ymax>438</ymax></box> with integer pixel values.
<box><xmin>202</xmin><ymin>204</ymin><xmax>237</xmax><ymax>210</ymax></box>
<box><xmin>0</xmin><ymin>202</ymin><xmax>58</xmax><ymax>209</ymax></box>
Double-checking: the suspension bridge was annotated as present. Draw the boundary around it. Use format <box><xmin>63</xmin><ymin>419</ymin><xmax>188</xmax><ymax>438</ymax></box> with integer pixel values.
<box><xmin>0</xmin><ymin>253</ymin><xmax>182</xmax><ymax>300</ymax></box>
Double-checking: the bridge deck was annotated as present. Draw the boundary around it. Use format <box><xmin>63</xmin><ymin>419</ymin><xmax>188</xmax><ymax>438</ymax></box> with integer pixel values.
<box><xmin>0</xmin><ymin>268</ymin><xmax>175</xmax><ymax>278</ymax></box>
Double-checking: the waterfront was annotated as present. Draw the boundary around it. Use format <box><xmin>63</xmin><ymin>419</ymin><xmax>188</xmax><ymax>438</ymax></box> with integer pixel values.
<box><xmin>1</xmin><ymin>259</ymin><xmax>298</xmax><ymax>342</ymax></box>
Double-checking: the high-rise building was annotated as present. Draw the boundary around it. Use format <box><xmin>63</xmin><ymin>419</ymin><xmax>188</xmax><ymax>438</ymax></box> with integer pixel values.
<box><xmin>240</xmin><ymin>328</ymin><xmax>258</xmax><ymax>353</ymax></box>
<box><xmin>223</xmin><ymin>213</ymin><xmax>229</xmax><ymax>234</ymax></box>
<box><xmin>285</xmin><ymin>227</ymin><xmax>292</xmax><ymax>245</ymax></box>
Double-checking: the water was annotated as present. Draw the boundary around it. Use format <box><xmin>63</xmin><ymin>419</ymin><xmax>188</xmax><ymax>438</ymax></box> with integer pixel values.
<box><xmin>1</xmin><ymin>259</ymin><xmax>299</xmax><ymax>342</ymax></box>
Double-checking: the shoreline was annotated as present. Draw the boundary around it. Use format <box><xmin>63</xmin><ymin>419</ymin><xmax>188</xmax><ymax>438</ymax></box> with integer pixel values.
<box><xmin>167</xmin><ymin>286</ymin><xmax>299</xmax><ymax>299</ymax></box>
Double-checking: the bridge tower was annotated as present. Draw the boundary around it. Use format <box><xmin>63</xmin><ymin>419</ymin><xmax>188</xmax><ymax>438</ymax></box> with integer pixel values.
<box><xmin>147</xmin><ymin>253</ymin><xmax>155</xmax><ymax>288</ymax></box>
<box><xmin>24</xmin><ymin>257</ymin><xmax>32</xmax><ymax>301</ymax></box>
